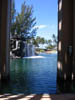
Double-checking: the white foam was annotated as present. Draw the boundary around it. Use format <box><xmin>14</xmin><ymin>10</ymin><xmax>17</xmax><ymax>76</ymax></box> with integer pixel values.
<box><xmin>23</xmin><ymin>56</ymin><xmax>46</xmax><ymax>59</ymax></box>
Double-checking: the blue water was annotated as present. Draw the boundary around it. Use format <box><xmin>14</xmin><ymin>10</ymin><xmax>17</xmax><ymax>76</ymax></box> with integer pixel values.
<box><xmin>0</xmin><ymin>53</ymin><xmax>57</xmax><ymax>94</ymax></box>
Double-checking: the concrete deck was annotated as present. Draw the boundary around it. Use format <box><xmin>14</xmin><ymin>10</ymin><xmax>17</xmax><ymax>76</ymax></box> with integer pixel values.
<box><xmin>0</xmin><ymin>94</ymin><xmax>75</xmax><ymax>100</ymax></box>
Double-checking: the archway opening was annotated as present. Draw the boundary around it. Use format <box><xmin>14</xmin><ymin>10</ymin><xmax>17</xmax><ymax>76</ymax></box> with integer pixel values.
<box><xmin>10</xmin><ymin>0</ymin><xmax>58</xmax><ymax>94</ymax></box>
<box><xmin>1</xmin><ymin>0</ymin><xmax>58</xmax><ymax>94</ymax></box>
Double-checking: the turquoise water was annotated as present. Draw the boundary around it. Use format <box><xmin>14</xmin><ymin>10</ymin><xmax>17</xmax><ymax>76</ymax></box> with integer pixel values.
<box><xmin>0</xmin><ymin>53</ymin><xmax>57</xmax><ymax>94</ymax></box>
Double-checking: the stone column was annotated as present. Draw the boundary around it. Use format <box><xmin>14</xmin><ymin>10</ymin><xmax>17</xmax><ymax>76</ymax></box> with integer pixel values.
<box><xmin>58</xmin><ymin>0</ymin><xmax>73</xmax><ymax>81</ymax></box>
<box><xmin>0</xmin><ymin>0</ymin><xmax>11</xmax><ymax>80</ymax></box>
<box><xmin>73</xmin><ymin>0</ymin><xmax>75</xmax><ymax>80</ymax></box>
<box><xmin>57</xmin><ymin>0</ymin><xmax>73</xmax><ymax>92</ymax></box>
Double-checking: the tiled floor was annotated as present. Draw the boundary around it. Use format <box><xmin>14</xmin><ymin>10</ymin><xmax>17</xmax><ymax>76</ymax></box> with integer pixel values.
<box><xmin>0</xmin><ymin>94</ymin><xmax>75</xmax><ymax>100</ymax></box>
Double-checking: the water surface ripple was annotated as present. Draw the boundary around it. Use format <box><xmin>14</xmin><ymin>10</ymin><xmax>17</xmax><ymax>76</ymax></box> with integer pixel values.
<box><xmin>1</xmin><ymin>53</ymin><xmax>57</xmax><ymax>94</ymax></box>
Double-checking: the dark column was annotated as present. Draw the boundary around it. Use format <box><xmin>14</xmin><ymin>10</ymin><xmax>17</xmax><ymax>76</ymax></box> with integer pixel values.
<box><xmin>0</xmin><ymin>0</ymin><xmax>11</xmax><ymax>80</ymax></box>
<box><xmin>0</xmin><ymin>0</ymin><xmax>2</xmax><ymax>80</ymax></box>
<box><xmin>58</xmin><ymin>0</ymin><xmax>73</xmax><ymax>82</ymax></box>
<box><xmin>73</xmin><ymin>0</ymin><xmax>75</xmax><ymax>80</ymax></box>
<box><xmin>57</xmin><ymin>0</ymin><xmax>73</xmax><ymax>92</ymax></box>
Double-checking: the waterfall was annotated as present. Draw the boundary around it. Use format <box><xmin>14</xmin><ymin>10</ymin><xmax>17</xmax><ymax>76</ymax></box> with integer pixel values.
<box><xmin>16</xmin><ymin>41</ymin><xmax>18</xmax><ymax>49</ymax></box>
<box><xmin>31</xmin><ymin>45</ymin><xmax>35</xmax><ymax>56</ymax></box>
<box><xmin>11</xmin><ymin>40</ymin><xmax>35</xmax><ymax>58</ymax></box>
<box><xmin>27</xmin><ymin>43</ymin><xmax>30</xmax><ymax>56</ymax></box>
<box><xmin>23</xmin><ymin>42</ymin><xmax>35</xmax><ymax>57</ymax></box>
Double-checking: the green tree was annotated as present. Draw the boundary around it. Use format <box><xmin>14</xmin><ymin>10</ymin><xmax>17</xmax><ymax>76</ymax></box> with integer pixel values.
<box><xmin>33</xmin><ymin>36</ymin><xmax>46</xmax><ymax>48</ymax></box>
<box><xmin>47</xmin><ymin>39</ymin><xmax>52</xmax><ymax>46</ymax></box>
<box><xmin>52</xmin><ymin>34</ymin><xmax>57</xmax><ymax>46</ymax></box>
<box><xmin>39</xmin><ymin>37</ymin><xmax>46</xmax><ymax>48</ymax></box>
<box><xmin>46</xmin><ymin>39</ymin><xmax>53</xmax><ymax>50</ymax></box>
<box><xmin>32</xmin><ymin>38</ymin><xmax>39</xmax><ymax>47</ymax></box>
<box><xmin>35</xmin><ymin>36</ymin><xmax>41</xmax><ymax>47</ymax></box>
<box><xmin>11</xmin><ymin>0</ymin><xmax>16</xmax><ymax>36</ymax></box>
<box><xmin>46</xmin><ymin>45</ymin><xmax>55</xmax><ymax>50</ymax></box>
<box><xmin>15</xmin><ymin>1</ymin><xmax>37</xmax><ymax>40</ymax></box>
<box><xmin>40</xmin><ymin>37</ymin><xmax>46</xmax><ymax>45</ymax></box>
<box><xmin>11</xmin><ymin>0</ymin><xmax>16</xmax><ymax>23</ymax></box>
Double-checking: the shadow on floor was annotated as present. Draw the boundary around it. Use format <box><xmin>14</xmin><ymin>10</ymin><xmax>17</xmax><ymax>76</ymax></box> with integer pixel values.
<box><xmin>0</xmin><ymin>94</ymin><xmax>75</xmax><ymax>100</ymax></box>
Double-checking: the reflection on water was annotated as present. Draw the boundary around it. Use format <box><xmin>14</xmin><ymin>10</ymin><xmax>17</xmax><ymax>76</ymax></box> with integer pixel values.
<box><xmin>0</xmin><ymin>53</ymin><xmax>57</xmax><ymax>94</ymax></box>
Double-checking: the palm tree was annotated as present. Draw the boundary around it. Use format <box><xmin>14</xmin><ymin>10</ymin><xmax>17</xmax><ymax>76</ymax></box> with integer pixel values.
<box><xmin>52</xmin><ymin>34</ymin><xmax>57</xmax><ymax>46</ymax></box>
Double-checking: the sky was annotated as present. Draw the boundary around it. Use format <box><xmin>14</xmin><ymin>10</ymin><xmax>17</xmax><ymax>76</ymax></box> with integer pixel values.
<box><xmin>15</xmin><ymin>0</ymin><xmax>57</xmax><ymax>40</ymax></box>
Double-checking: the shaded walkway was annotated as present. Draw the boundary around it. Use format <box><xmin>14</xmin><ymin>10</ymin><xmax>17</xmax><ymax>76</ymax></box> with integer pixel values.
<box><xmin>0</xmin><ymin>94</ymin><xmax>75</xmax><ymax>100</ymax></box>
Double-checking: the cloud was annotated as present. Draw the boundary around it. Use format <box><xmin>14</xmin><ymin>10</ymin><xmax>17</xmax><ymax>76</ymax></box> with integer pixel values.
<box><xmin>33</xmin><ymin>25</ymin><xmax>47</xmax><ymax>29</ymax></box>
<box><xmin>33</xmin><ymin>24</ymin><xmax>57</xmax><ymax>30</ymax></box>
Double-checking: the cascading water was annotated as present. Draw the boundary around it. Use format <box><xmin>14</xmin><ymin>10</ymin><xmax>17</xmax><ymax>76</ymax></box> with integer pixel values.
<box><xmin>16</xmin><ymin>41</ymin><xmax>18</xmax><ymax>49</ymax></box>
<box><xmin>23</xmin><ymin>42</ymin><xmax>35</xmax><ymax>57</ymax></box>
<box><xmin>27</xmin><ymin>43</ymin><xmax>30</xmax><ymax>56</ymax></box>
<box><xmin>10</xmin><ymin>40</ymin><xmax>36</xmax><ymax>58</ymax></box>
<box><xmin>31</xmin><ymin>45</ymin><xmax>35</xmax><ymax>56</ymax></box>
<box><xmin>19</xmin><ymin>41</ymin><xmax>45</xmax><ymax>59</ymax></box>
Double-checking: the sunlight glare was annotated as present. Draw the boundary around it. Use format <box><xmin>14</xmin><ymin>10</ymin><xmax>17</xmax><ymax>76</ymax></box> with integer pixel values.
<box><xmin>58</xmin><ymin>41</ymin><xmax>61</xmax><ymax>51</ymax></box>
<box><xmin>58</xmin><ymin>61</ymin><xmax>62</xmax><ymax>70</ymax></box>
<box><xmin>59</xmin><ymin>21</ymin><xmax>62</xmax><ymax>31</ymax></box>
<box><xmin>25</xmin><ymin>94</ymin><xmax>36</xmax><ymax>98</ymax></box>
<box><xmin>59</xmin><ymin>0</ymin><xmax>62</xmax><ymax>11</ymax></box>
<box><xmin>40</xmin><ymin>94</ymin><xmax>51</xmax><ymax>100</ymax></box>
